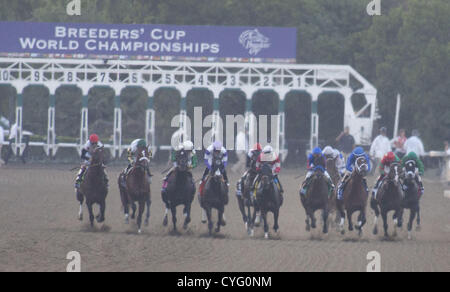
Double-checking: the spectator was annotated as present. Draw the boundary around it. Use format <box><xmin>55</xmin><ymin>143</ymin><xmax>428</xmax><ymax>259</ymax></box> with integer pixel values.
<box><xmin>370</xmin><ymin>127</ymin><xmax>392</xmax><ymax>161</ymax></box>
<box><xmin>336</xmin><ymin>126</ymin><xmax>355</xmax><ymax>161</ymax></box>
<box><xmin>404</xmin><ymin>129</ymin><xmax>425</xmax><ymax>157</ymax></box>
<box><xmin>393</xmin><ymin>128</ymin><xmax>407</xmax><ymax>158</ymax></box>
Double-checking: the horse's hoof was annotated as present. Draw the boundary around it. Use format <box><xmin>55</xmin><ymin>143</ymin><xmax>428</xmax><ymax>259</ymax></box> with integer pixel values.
<box><xmin>215</xmin><ymin>227</ymin><xmax>220</xmax><ymax>233</ymax></box>
<box><xmin>163</xmin><ymin>216</ymin><xmax>168</xmax><ymax>227</ymax></box>
<box><xmin>340</xmin><ymin>229</ymin><xmax>345</xmax><ymax>235</ymax></box>
<box><xmin>249</xmin><ymin>229</ymin><xmax>255</xmax><ymax>237</ymax></box>
<box><xmin>220</xmin><ymin>221</ymin><xmax>226</xmax><ymax>227</ymax></box>
<box><xmin>407</xmin><ymin>232</ymin><xmax>412</xmax><ymax>240</ymax></box>
<box><xmin>373</xmin><ymin>227</ymin><xmax>378</xmax><ymax>235</ymax></box>
<box><xmin>358</xmin><ymin>229</ymin><xmax>363</xmax><ymax>237</ymax></box>
<box><xmin>138</xmin><ymin>229</ymin><xmax>142</xmax><ymax>234</ymax></box>
<box><xmin>264</xmin><ymin>233</ymin><xmax>269</xmax><ymax>239</ymax></box>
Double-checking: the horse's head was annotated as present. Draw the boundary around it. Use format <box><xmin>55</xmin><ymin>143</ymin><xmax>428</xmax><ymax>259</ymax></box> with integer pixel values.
<box><xmin>260</xmin><ymin>163</ymin><xmax>274</xmax><ymax>190</ymax></box>
<box><xmin>135</xmin><ymin>149</ymin><xmax>150</xmax><ymax>171</ymax></box>
<box><xmin>91</xmin><ymin>145</ymin><xmax>104</xmax><ymax>164</ymax></box>
<box><xmin>325</xmin><ymin>156</ymin><xmax>336</xmax><ymax>170</ymax></box>
<box><xmin>354</xmin><ymin>156</ymin><xmax>368</xmax><ymax>177</ymax></box>
<box><xmin>211</xmin><ymin>152</ymin><xmax>224</xmax><ymax>173</ymax></box>
<box><xmin>404</xmin><ymin>160</ymin><xmax>417</xmax><ymax>180</ymax></box>
<box><xmin>386</xmin><ymin>162</ymin><xmax>401</xmax><ymax>184</ymax></box>
<box><xmin>176</xmin><ymin>150</ymin><xmax>189</xmax><ymax>172</ymax></box>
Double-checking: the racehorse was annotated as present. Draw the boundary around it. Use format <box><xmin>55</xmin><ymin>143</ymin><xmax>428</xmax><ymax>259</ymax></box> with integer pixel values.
<box><xmin>200</xmin><ymin>152</ymin><xmax>229</xmax><ymax>236</ymax></box>
<box><xmin>252</xmin><ymin>163</ymin><xmax>283</xmax><ymax>239</ymax></box>
<box><xmin>236</xmin><ymin>168</ymin><xmax>258</xmax><ymax>235</ymax></box>
<box><xmin>371</xmin><ymin>162</ymin><xmax>404</xmax><ymax>238</ymax></box>
<box><xmin>338</xmin><ymin>157</ymin><xmax>369</xmax><ymax>236</ymax></box>
<box><xmin>118</xmin><ymin>149</ymin><xmax>151</xmax><ymax>234</ymax></box>
<box><xmin>326</xmin><ymin>157</ymin><xmax>341</xmax><ymax>225</ymax></box>
<box><xmin>162</xmin><ymin>149</ymin><xmax>196</xmax><ymax>232</ymax></box>
<box><xmin>300</xmin><ymin>167</ymin><xmax>330</xmax><ymax>234</ymax></box>
<box><xmin>77</xmin><ymin>146</ymin><xmax>108</xmax><ymax>227</ymax></box>
<box><xmin>401</xmin><ymin>159</ymin><xmax>420</xmax><ymax>239</ymax></box>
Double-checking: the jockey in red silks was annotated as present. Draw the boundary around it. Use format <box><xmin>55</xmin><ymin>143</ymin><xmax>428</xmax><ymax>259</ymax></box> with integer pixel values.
<box><xmin>253</xmin><ymin>145</ymin><xmax>284</xmax><ymax>195</ymax></box>
<box><xmin>75</xmin><ymin>134</ymin><xmax>108</xmax><ymax>189</ymax></box>
<box><xmin>372</xmin><ymin>151</ymin><xmax>400</xmax><ymax>199</ymax></box>
<box><xmin>236</xmin><ymin>143</ymin><xmax>262</xmax><ymax>197</ymax></box>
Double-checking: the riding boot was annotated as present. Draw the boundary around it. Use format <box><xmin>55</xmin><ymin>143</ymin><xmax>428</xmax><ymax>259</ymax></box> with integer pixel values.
<box><xmin>300</xmin><ymin>178</ymin><xmax>310</xmax><ymax>196</ymax></box>
<box><xmin>74</xmin><ymin>167</ymin><xmax>85</xmax><ymax>189</ymax></box>
<box><xmin>337</xmin><ymin>174</ymin><xmax>349</xmax><ymax>200</ymax></box>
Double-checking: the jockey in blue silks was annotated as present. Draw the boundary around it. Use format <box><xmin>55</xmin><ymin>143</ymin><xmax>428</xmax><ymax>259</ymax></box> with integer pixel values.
<box><xmin>336</xmin><ymin>147</ymin><xmax>371</xmax><ymax>200</ymax></box>
<box><xmin>300</xmin><ymin>147</ymin><xmax>335</xmax><ymax>197</ymax></box>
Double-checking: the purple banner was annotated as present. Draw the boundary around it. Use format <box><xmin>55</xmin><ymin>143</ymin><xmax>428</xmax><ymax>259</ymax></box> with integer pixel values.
<box><xmin>0</xmin><ymin>21</ymin><xmax>296</xmax><ymax>63</ymax></box>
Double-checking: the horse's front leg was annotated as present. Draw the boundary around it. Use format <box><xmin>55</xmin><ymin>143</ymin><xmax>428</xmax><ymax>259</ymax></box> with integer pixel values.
<box><xmin>206</xmin><ymin>207</ymin><xmax>213</xmax><ymax>236</ymax></box>
<box><xmin>137</xmin><ymin>201</ymin><xmax>145</xmax><ymax>234</ymax></box>
<box><xmin>216</xmin><ymin>207</ymin><xmax>224</xmax><ymax>233</ymax></box>
<box><xmin>96</xmin><ymin>200</ymin><xmax>106</xmax><ymax>223</ymax></box>
<box><xmin>273</xmin><ymin>209</ymin><xmax>280</xmax><ymax>234</ymax></box>
<box><xmin>407</xmin><ymin>206</ymin><xmax>417</xmax><ymax>240</ymax></box>
<box><xmin>237</xmin><ymin>195</ymin><xmax>247</xmax><ymax>225</ymax></box>
<box><xmin>263</xmin><ymin>211</ymin><xmax>269</xmax><ymax>239</ymax></box>
<box><xmin>322</xmin><ymin>208</ymin><xmax>329</xmax><ymax>234</ymax></box>
<box><xmin>131</xmin><ymin>202</ymin><xmax>137</xmax><ymax>220</ymax></box>
<box><xmin>145</xmin><ymin>196</ymin><xmax>151</xmax><ymax>227</ymax></box>
<box><xmin>171</xmin><ymin>206</ymin><xmax>178</xmax><ymax>232</ymax></box>
<box><xmin>381</xmin><ymin>210</ymin><xmax>389</xmax><ymax>238</ymax></box>
<box><xmin>76</xmin><ymin>191</ymin><xmax>84</xmax><ymax>221</ymax></box>
<box><xmin>347</xmin><ymin>210</ymin><xmax>354</xmax><ymax>232</ymax></box>
<box><xmin>87</xmin><ymin>202</ymin><xmax>95</xmax><ymax>228</ymax></box>
<box><xmin>183</xmin><ymin>202</ymin><xmax>192</xmax><ymax>230</ymax></box>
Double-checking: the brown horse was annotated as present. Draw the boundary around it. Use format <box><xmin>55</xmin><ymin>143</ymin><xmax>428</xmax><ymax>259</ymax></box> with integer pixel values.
<box><xmin>338</xmin><ymin>157</ymin><xmax>369</xmax><ymax>236</ymax></box>
<box><xmin>236</xmin><ymin>168</ymin><xmax>258</xmax><ymax>235</ymax></box>
<box><xmin>326</xmin><ymin>157</ymin><xmax>340</xmax><ymax>225</ymax></box>
<box><xmin>200</xmin><ymin>153</ymin><xmax>229</xmax><ymax>236</ymax></box>
<box><xmin>77</xmin><ymin>146</ymin><xmax>108</xmax><ymax>227</ymax></box>
<box><xmin>371</xmin><ymin>162</ymin><xmax>404</xmax><ymax>238</ymax></box>
<box><xmin>118</xmin><ymin>150</ymin><xmax>151</xmax><ymax>234</ymax></box>
<box><xmin>300</xmin><ymin>168</ymin><xmax>330</xmax><ymax>234</ymax></box>
<box><xmin>252</xmin><ymin>163</ymin><xmax>283</xmax><ymax>239</ymax></box>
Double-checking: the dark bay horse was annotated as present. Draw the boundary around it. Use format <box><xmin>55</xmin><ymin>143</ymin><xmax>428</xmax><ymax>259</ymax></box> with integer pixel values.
<box><xmin>338</xmin><ymin>157</ymin><xmax>369</xmax><ymax>236</ymax></box>
<box><xmin>326</xmin><ymin>157</ymin><xmax>341</xmax><ymax>225</ymax></box>
<box><xmin>118</xmin><ymin>150</ymin><xmax>151</xmax><ymax>234</ymax></box>
<box><xmin>401</xmin><ymin>160</ymin><xmax>420</xmax><ymax>239</ymax></box>
<box><xmin>236</xmin><ymin>168</ymin><xmax>258</xmax><ymax>235</ymax></box>
<box><xmin>77</xmin><ymin>146</ymin><xmax>108</xmax><ymax>227</ymax></box>
<box><xmin>371</xmin><ymin>162</ymin><xmax>404</xmax><ymax>237</ymax></box>
<box><xmin>163</xmin><ymin>150</ymin><xmax>195</xmax><ymax>232</ymax></box>
<box><xmin>300</xmin><ymin>167</ymin><xmax>329</xmax><ymax>234</ymax></box>
<box><xmin>253</xmin><ymin>163</ymin><xmax>283</xmax><ymax>239</ymax></box>
<box><xmin>200</xmin><ymin>154</ymin><xmax>229</xmax><ymax>236</ymax></box>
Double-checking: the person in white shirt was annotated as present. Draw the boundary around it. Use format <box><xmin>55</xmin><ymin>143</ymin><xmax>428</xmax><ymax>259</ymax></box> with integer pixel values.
<box><xmin>369</xmin><ymin>127</ymin><xmax>392</xmax><ymax>160</ymax></box>
<box><xmin>0</xmin><ymin>125</ymin><xmax>4</xmax><ymax>165</ymax></box>
<box><xmin>404</xmin><ymin>130</ymin><xmax>425</xmax><ymax>157</ymax></box>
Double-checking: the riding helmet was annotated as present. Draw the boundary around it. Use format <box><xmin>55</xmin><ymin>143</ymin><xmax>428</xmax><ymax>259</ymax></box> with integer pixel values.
<box><xmin>89</xmin><ymin>134</ymin><xmax>99</xmax><ymax>143</ymax></box>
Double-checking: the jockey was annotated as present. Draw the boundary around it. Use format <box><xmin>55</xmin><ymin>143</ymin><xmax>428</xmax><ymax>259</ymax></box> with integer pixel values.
<box><xmin>124</xmin><ymin>139</ymin><xmax>152</xmax><ymax>176</ymax></box>
<box><xmin>372</xmin><ymin>151</ymin><xmax>400</xmax><ymax>199</ymax></box>
<box><xmin>162</xmin><ymin>140</ymin><xmax>198</xmax><ymax>197</ymax></box>
<box><xmin>401</xmin><ymin>151</ymin><xmax>425</xmax><ymax>197</ymax></box>
<box><xmin>201</xmin><ymin>141</ymin><xmax>229</xmax><ymax>185</ymax></box>
<box><xmin>75</xmin><ymin>134</ymin><xmax>107</xmax><ymax>189</ymax></box>
<box><xmin>322</xmin><ymin>146</ymin><xmax>346</xmax><ymax>176</ymax></box>
<box><xmin>337</xmin><ymin>147</ymin><xmax>371</xmax><ymax>200</ymax></box>
<box><xmin>254</xmin><ymin>145</ymin><xmax>284</xmax><ymax>195</ymax></box>
<box><xmin>236</xmin><ymin>143</ymin><xmax>262</xmax><ymax>197</ymax></box>
<box><xmin>300</xmin><ymin>147</ymin><xmax>335</xmax><ymax>196</ymax></box>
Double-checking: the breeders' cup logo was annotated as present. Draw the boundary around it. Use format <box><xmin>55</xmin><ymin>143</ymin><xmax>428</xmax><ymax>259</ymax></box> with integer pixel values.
<box><xmin>239</xmin><ymin>29</ymin><xmax>271</xmax><ymax>56</ymax></box>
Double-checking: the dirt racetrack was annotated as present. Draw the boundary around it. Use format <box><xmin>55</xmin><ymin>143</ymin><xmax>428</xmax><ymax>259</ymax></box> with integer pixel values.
<box><xmin>0</xmin><ymin>164</ymin><xmax>449</xmax><ymax>272</ymax></box>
